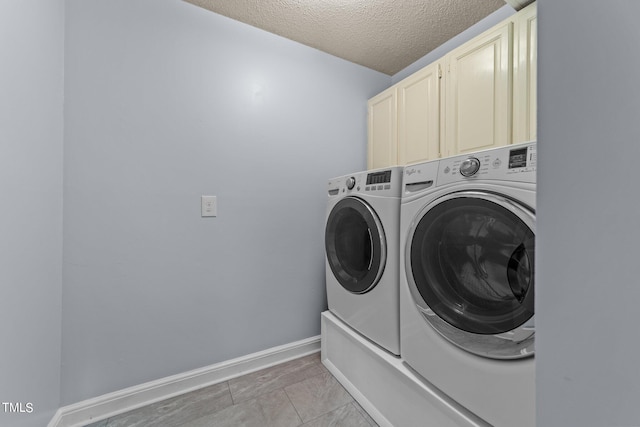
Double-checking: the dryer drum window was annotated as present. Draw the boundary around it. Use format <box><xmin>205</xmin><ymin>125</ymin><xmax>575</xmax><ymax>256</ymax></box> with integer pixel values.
<box><xmin>325</xmin><ymin>197</ymin><xmax>386</xmax><ymax>294</ymax></box>
<box><xmin>411</xmin><ymin>196</ymin><xmax>535</xmax><ymax>335</ymax></box>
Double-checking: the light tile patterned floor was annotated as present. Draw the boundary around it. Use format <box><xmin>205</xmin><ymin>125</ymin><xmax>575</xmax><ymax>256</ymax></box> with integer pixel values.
<box><xmin>83</xmin><ymin>353</ymin><xmax>378</xmax><ymax>427</ymax></box>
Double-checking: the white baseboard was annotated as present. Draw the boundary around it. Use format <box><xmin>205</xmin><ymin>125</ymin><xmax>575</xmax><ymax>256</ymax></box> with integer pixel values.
<box><xmin>48</xmin><ymin>336</ymin><xmax>321</xmax><ymax>427</ymax></box>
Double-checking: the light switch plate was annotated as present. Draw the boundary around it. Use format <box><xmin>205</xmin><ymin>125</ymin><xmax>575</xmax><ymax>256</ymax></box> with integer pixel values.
<box><xmin>201</xmin><ymin>195</ymin><xmax>217</xmax><ymax>217</ymax></box>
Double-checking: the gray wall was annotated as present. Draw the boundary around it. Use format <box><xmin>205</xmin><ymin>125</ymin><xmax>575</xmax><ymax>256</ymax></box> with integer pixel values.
<box><xmin>61</xmin><ymin>0</ymin><xmax>390</xmax><ymax>404</ymax></box>
<box><xmin>392</xmin><ymin>5</ymin><xmax>516</xmax><ymax>84</ymax></box>
<box><xmin>0</xmin><ymin>0</ymin><xmax>65</xmax><ymax>426</ymax></box>
<box><xmin>537</xmin><ymin>1</ymin><xmax>640</xmax><ymax>426</ymax></box>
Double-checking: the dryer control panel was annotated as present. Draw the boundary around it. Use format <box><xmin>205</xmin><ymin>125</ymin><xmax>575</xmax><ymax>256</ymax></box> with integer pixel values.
<box><xmin>438</xmin><ymin>142</ymin><xmax>536</xmax><ymax>186</ymax></box>
<box><xmin>327</xmin><ymin>167</ymin><xmax>403</xmax><ymax>198</ymax></box>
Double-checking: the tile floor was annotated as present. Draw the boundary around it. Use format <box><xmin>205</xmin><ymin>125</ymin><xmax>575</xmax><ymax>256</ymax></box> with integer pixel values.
<box><xmin>83</xmin><ymin>353</ymin><xmax>378</xmax><ymax>427</ymax></box>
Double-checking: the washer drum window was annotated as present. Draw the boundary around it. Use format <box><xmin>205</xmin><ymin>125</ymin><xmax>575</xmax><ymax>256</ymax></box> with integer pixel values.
<box><xmin>407</xmin><ymin>191</ymin><xmax>535</xmax><ymax>359</ymax></box>
<box><xmin>325</xmin><ymin>197</ymin><xmax>386</xmax><ymax>294</ymax></box>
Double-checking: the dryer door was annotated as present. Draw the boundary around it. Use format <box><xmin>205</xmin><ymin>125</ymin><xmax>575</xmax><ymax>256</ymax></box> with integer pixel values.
<box><xmin>326</xmin><ymin>196</ymin><xmax>386</xmax><ymax>294</ymax></box>
<box><xmin>407</xmin><ymin>191</ymin><xmax>535</xmax><ymax>359</ymax></box>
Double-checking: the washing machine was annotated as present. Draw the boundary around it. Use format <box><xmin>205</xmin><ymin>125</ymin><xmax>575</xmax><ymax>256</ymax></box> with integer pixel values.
<box><xmin>325</xmin><ymin>167</ymin><xmax>402</xmax><ymax>356</ymax></box>
<box><xmin>400</xmin><ymin>142</ymin><xmax>536</xmax><ymax>427</ymax></box>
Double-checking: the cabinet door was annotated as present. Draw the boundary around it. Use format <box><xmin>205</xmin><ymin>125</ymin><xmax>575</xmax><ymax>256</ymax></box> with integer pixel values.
<box><xmin>513</xmin><ymin>2</ymin><xmax>537</xmax><ymax>143</ymax></box>
<box><xmin>445</xmin><ymin>22</ymin><xmax>513</xmax><ymax>157</ymax></box>
<box><xmin>397</xmin><ymin>63</ymin><xmax>441</xmax><ymax>165</ymax></box>
<box><xmin>367</xmin><ymin>89</ymin><xmax>397</xmax><ymax>169</ymax></box>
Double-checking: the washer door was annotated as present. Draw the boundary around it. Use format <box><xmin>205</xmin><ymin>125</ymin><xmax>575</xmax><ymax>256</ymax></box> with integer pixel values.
<box><xmin>407</xmin><ymin>191</ymin><xmax>535</xmax><ymax>359</ymax></box>
<box><xmin>326</xmin><ymin>197</ymin><xmax>386</xmax><ymax>294</ymax></box>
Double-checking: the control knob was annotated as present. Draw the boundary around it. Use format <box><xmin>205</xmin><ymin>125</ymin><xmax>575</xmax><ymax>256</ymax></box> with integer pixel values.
<box><xmin>346</xmin><ymin>177</ymin><xmax>356</xmax><ymax>190</ymax></box>
<box><xmin>460</xmin><ymin>157</ymin><xmax>481</xmax><ymax>177</ymax></box>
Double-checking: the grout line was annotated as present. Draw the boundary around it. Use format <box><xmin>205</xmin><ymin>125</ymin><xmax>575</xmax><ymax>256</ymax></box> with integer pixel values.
<box><xmin>344</xmin><ymin>391</ymin><xmax>375</xmax><ymax>426</ymax></box>
<box><xmin>225</xmin><ymin>381</ymin><xmax>240</xmax><ymax>406</ymax></box>
<box><xmin>227</xmin><ymin>353</ymin><xmax>324</xmax><ymax>406</ymax></box>
<box><xmin>350</xmin><ymin>399</ymin><xmax>378</xmax><ymax>427</ymax></box>
<box><xmin>282</xmin><ymin>386</ymin><xmax>304</xmax><ymax>426</ymax></box>
<box><xmin>301</xmin><ymin>402</ymin><xmax>354</xmax><ymax>425</ymax></box>
<box><xmin>226</xmin><ymin>380</ymin><xmax>238</xmax><ymax>406</ymax></box>
<box><xmin>282</xmin><ymin>371</ymin><xmax>355</xmax><ymax>425</ymax></box>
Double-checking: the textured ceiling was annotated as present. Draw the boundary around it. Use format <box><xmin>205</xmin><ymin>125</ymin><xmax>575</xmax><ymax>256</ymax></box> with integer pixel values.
<box><xmin>185</xmin><ymin>0</ymin><xmax>507</xmax><ymax>75</ymax></box>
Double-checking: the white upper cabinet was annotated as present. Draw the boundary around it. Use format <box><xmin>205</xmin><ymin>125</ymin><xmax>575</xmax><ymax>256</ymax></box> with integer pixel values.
<box><xmin>397</xmin><ymin>62</ymin><xmax>442</xmax><ymax>165</ymax></box>
<box><xmin>444</xmin><ymin>21</ymin><xmax>513</xmax><ymax>157</ymax></box>
<box><xmin>367</xmin><ymin>89</ymin><xmax>397</xmax><ymax>170</ymax></box>
<box><xmin>513</xmin><ymin>2</ymin><xmax>537</xmax><ymax>143</ymax></box>
<box><xmin>366</xmin><ymin>3</ymin><xmax>537</xmax><ymax>169</ymax></box>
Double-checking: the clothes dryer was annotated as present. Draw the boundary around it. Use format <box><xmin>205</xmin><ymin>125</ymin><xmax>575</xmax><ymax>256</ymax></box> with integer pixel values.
<box><xmin>400</xmin><ymin>142</ymin><xmax>536</xmax><ymax>427</ymax></box>
<box><xmin>325</xmin><ymin>167</ymin><xmax>402</xmax><ymax>356</ymax></box>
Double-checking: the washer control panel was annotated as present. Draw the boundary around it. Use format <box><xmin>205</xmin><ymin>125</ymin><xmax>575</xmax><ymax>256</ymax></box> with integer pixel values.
<box><xmin>438</xmin><ymin>142</ymin><xmax>537</xmax><ymax>185</ymax></box>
